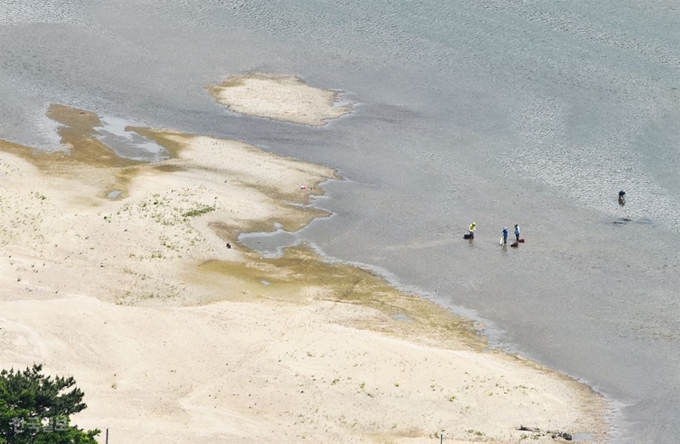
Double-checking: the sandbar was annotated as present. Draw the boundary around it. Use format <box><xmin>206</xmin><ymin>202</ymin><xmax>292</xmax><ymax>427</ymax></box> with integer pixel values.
<box><xmin>208</xmin><ymin>73</ymin><xmax>352</xmax><ymax>126</ymax></box>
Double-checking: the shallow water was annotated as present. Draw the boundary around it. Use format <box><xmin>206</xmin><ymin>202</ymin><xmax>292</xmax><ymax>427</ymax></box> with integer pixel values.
<box><xmin>1</xmin><ymin>1</ymin><xmax>679</xmax><ymax>442</ymax></box>
<box><xmin>94</xmin><ymin>116</ymin><xmax>167</xmax><ymax>161</ymax></box>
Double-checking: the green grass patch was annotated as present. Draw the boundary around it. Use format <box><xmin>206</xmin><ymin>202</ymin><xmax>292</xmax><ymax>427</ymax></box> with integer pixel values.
<box><xmin>182</xmin><ymin>206</ymin><xmax>215</xmax><ymax>218</ymax></box>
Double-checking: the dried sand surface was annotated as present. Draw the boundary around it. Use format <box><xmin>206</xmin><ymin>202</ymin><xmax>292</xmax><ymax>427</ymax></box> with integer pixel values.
<box><xmin>0</xmin><ymin>105</ymin><xmax>607</xmax><ymax>443</ymax></box>
<box><xmin>208</xmin><ymin>73</ymin><xmax>352</xmax><ymax>126</ymax></box>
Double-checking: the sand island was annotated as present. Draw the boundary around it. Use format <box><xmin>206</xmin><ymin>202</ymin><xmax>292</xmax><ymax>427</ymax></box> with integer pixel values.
<box><xmin>208</xmin><ymin>73</ymin><xmax>353</xmax><ymax>126</ymax></box>
<box><xmin>0</xmin><ymin>101</ymin><xmax>607</xmax><ymax>443</ymax></box>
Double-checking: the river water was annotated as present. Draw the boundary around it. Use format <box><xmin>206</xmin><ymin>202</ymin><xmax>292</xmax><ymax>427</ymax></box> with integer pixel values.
<box><xmin>1</xmin><ymin>1</ymin><xmax>679</xmax><ymax>442</ymax></box>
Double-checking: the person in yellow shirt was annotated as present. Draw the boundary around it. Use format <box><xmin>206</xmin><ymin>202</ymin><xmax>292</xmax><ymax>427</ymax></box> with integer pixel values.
<box><xmin>467</xmin><ymin>222</ymin><xmax>476</xmax><ymax>239</ymax></box>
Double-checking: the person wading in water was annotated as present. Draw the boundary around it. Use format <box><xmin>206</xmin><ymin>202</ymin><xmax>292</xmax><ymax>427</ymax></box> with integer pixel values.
<box><xmin>467</xmin><ymin>222</ymin><xmax>476</xmax><ymax>239</ymax></box>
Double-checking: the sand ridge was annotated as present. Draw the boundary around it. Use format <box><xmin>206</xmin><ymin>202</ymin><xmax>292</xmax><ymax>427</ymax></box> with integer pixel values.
<box><xmin>208</xmin><ymin>73</ymin><xmax>353</xmax><ymax>126</ymax></box>
<box><xmin>0</xmin><ymin>105</ymin><xmax>608</xmax><ymax>443</ymax></box>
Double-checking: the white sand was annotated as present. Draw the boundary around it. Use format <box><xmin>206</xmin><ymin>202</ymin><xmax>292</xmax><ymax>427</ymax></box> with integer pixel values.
<box><xmin>208</xmin><ymin>73</ymin><xmax>353</xmax><ymax>126</ymax></box>
<box><xmin>1</xmin><ymin>296</ymin><xmax>606</xmax><ymax>444</ymax></box>
<box><xmin>0</xmin><ymin>110</ymin><xmax>607</xmax><ymax>443</ymax></box>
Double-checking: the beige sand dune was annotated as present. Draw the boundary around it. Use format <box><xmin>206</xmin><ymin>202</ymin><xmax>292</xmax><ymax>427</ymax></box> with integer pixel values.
<box><xmin>0</xmin><ymin>105</ymin><xmax>607</xmax><ymax>443</ymax></box>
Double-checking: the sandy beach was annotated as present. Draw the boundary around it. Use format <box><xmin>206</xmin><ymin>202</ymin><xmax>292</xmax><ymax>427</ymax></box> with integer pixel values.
<box><xmin>0</xmin><ymin>101</ymin><xmax>608</xmax><ymax>443</ymax></box>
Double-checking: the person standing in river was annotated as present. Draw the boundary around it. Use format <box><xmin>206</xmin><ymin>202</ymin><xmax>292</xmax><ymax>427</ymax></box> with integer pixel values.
<box><xmin>467</xmin><ymin>221</ymin><xmax>476</xmax><ymax>239</ymax></box>
<box><xmin>514</xmin><ymin>224</ymin><xmax>521</xmax><ymax>242</ymax></box>
<box><xmin>618</xmin><ymin>190</ymin><xmax>626</xmax><ymax>207</ymax></box>
<box><xmin>502</xmin><ymin>227</ymin><xmax>508</xmax><ymax>245</ymax></box>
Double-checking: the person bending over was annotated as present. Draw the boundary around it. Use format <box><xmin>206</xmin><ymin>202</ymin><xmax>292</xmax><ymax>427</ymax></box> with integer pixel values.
<box><xmin>468</xmin><ymin>222</ymin><xmax>476</xmax><ymax>239</ymax></box>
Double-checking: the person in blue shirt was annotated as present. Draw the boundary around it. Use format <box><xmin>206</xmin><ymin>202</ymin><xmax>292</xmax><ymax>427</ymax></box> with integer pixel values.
<box><xmin>514</xmin><ymin>224</ymin><xmax>520</xmax><ymax>242</ymax></box>
<box><xmin>502</xmin><ymin>227</ymin><xmax>508</xmax><ymax>245</ymax></box>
